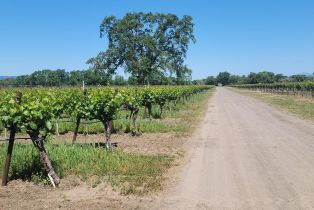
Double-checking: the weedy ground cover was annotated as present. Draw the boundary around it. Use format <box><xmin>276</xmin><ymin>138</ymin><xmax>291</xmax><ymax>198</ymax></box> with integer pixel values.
<box><xmin>232</xmin><ymin>88</ymin><xmax>314</xmax><ymax>122</ymax></box>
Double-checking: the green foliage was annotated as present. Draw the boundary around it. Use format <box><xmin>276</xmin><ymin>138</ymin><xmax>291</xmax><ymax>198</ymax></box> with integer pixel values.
<box><xmin>0</xmin><ymin>86</ymin><xmax>212</xmax><ymax>137</ymax></box>
<box><xmin>205</xmin><ymin>76</ymin><xmax>216</xmax><ymax>85</ymax></box>
<box><xmin>113</xmin><ymin>75</ymin><xmax>126</xmax><ymax>86</ymax></box>
<box><xmin>0</xmin><ymin>90</ymin><xmax>54</xmax><ymax>137</ymax></box>
<box><xmin>89</xmin><ymin>88</ymin><xmax>124</xmax><ymax>123</ymax></box>
<box><xmin>246</xmin><ymin>71</ymin><xmax>276</xmax><ymax>84</ymax></box>
<box><xmin>216</xmin><ymin>71</ymin><xmax>231</xmax><ymax>86</ymax></box>
<box><xmin>88</xmin><ymin>12</ymin><xmax>196</xmax><ymax>85</ymax></box>
<box><xmin>0</xmin><ymin>143</ymin><xmax>173</xmax><ymax>194</ymax></box>
<box><xmin>228</xmin><ymin>75</ymin><xmax>246</xmax><ymax>85</ymax></box>
<box><xmin>291</xmin><ymin>74</ymin><xmax>308</xmax><ymax>82</ymax></box>
<box><xmin>44</xmin><ymin>89</ymin><xmax>211</xmax><ymax>135</ymax></box>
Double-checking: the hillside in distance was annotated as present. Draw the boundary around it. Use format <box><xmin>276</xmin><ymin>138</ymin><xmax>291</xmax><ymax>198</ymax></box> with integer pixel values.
<box><xmin>0</xmin><ymin>76</ymin><xmax>15</xmax><ymax>80</ymax></box>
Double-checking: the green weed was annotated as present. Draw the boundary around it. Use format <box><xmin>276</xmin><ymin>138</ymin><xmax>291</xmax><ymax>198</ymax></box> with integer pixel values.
<box><xmin>0</xmin><ymin>142</ymin><xmax>173</xmax><ymax>194</ymax></box>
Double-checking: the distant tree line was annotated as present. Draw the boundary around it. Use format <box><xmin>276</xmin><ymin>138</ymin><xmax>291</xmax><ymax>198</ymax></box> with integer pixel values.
<box><xmin>194</xmin><ymin>71</ymin><xmax>314</xmax><ymax>86</ymax></box>
<box><xmin>0</xmin><ymin>69</ymin><xmax>107</xmax><ymax>87</ymax></box>
<box><xmin>0</xmin><ymin>68</ymin><xmax>193</xmax><ymax>87</ymax></box>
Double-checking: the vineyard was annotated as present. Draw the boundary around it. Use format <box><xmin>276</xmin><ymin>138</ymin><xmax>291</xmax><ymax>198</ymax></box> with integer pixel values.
<box><xmin>0</xmin><ymin>85</ymin><xmax>212</xmax><ymax>189</ymax></box>
<box><xmin>232</xmin><ymin>82</ymin><xmax>314</xmax><ymax>98</ymax></box>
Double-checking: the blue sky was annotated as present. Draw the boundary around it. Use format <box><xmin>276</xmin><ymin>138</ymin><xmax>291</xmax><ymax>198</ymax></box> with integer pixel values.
<box><xmin>0</xmin><ymin>0</ymin><xmax>314</xmax><ymax>79</ymax></box>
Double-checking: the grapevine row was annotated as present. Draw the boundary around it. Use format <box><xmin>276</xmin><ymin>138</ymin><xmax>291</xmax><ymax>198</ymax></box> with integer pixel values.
<box><xmin>0</xmin><ymin>85</ymin><xmax>211</xmax><ymax>186</ymax></box>
<box><xmin>0</xmin><ymin>85</ymin><xmax>211</xmax><ymax>145</ymax></box>
<box><xmin>231</xmin><ymin>82</ymin><xmax>314</xmax><ymax>98</ymax></box>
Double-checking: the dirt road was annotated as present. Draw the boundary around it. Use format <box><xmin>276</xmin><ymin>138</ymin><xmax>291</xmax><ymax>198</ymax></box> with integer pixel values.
<box><xmin>155</xmin><ymin>87</ymin><xmax>314</xmax><ymax>210</ymax></box>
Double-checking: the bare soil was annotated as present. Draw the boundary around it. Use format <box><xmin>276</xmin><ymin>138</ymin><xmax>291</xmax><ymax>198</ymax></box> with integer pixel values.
<box><xmin>54</xmin><ymin>132</ymin><xmax>186</xmax><ymax>156</ymax></box>
<box><xmin>0</xmin><ymin>177</ymin><xmax>155</xmax><ymax>210</ymax></box>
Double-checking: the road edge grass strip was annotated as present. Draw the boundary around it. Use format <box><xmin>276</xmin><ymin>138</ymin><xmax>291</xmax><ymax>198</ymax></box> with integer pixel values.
<box><xmin>231</xmin><ymin>88</ymin><xmax>314</xmax><ymax>122</ymax></box>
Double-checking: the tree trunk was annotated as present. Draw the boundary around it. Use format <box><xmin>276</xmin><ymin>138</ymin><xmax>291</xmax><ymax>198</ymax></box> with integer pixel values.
<box><xmin>103</xmin><ymin>120</ymin><xmax>112</xmax><ymax>148</ymax></box>
<box><xmin>147</xmin><ymin>104</ymin><xmax>152</xmax><ymax>119</ymax></box>
<box><xmin>72</xmin><ymin>116</ymin><xmax>81</xmax><ymax>144</ymax></box>
<box><xmin>160</xmin><ymin>105</ymin><xmax>163</xmax><ymax>118</ymax></box>
<box><xmin>132</xmin><ymin>110</ymin><xmax>140</xmax><ymax>135</ymax></box>
<box><xmin>29</xmin><ymin>133</ymin><xmax>60</xmax><ymax>187</ymax></box>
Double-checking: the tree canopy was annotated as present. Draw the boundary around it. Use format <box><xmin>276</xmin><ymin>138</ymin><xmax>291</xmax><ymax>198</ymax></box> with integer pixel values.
<box><xmin>87</xmin><ymin>12</ymin><xmax>195</xmax><ymax>85</ymax></box>
<box><xmin>216</xmin><ymin>72</ymin><xmax>231</xmax><ymax>86</ymax></box>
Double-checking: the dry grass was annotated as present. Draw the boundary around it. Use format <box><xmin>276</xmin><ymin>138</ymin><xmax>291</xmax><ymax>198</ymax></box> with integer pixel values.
<box><xmin>231</xmin><ymin>88</ymin><xmax>314</xmax><ymax>122</ymax></box>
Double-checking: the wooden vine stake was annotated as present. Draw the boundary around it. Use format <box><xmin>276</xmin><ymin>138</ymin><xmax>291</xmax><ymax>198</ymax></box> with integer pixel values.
<box><xmin>1</xmin><ymin>92</ymin><xmax>21</xmax><ymax>186</ymax></box>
